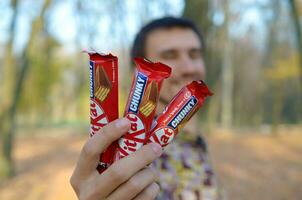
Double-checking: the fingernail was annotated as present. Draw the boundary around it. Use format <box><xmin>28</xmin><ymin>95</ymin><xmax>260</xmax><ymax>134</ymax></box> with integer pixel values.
<box><xmin>116</xmin><ymin>118</ymin><xmax>130</xmax><ymax>129</ymax></box>
<box><xmin>151</xmin><ymin>143</ymin><xmax>163</xmax><ymax>157</ymax></box>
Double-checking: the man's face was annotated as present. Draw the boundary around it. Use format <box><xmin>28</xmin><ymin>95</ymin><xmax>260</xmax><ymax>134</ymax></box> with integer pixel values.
<box><xmin>145</xmin><ymin>27</ymin><xmax>205</xmax><ymax>104</ymax></box>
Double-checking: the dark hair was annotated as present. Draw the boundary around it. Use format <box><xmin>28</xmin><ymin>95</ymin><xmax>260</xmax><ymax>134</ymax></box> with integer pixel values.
<box><xmin>131</xmin><ymin>16</ymin><xmax>204</xmax><ymax>61</ymax></box>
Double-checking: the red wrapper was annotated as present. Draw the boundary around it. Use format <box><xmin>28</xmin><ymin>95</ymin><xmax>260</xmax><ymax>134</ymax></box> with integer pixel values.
<box><xmin>115</xmin><ymin>58</ymin><xmax>171</xmax><ymax>159</ymax></box>
<box><xmin>87</xmin><ymin>51</ymin><xmax>118</xmax><ymax>172</ymax></box>
<box><xmin>147</xmin><ymin>80</ymin><xmax>213</xmax><ymax>147</ymax></box>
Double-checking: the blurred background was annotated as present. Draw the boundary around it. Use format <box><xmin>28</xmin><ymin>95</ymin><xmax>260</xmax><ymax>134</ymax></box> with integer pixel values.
<box><xmin>0</xmin><ymin>0</ymin><xmax>301</xmax><ymax>199</ymax></box>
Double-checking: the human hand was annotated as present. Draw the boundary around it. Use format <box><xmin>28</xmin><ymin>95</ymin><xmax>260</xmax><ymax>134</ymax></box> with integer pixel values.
<box><xmin>70</xmin><ymin>118</ymin><xmax>162</xmax><ymax>200</ymax></box>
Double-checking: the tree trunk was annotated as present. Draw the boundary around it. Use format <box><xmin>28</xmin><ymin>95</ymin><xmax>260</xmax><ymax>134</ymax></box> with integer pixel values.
<box><xmin>0</xmin><ymin>0</ymin><xmax>52</xmax><ymax>179</ymax></box>
<box><xmin>0</xmin><ymin>0</ymin><xmax>18</xmax><ymax>110</ymax></box>
<box><xmin>288</xmin><ymin>0</ymin><xmax>302</xmax><ymax>121</ymax></box>
<box><xmin>0</xmin><ymin>0</ymin><xmax>19</xmax><ymax>179</ymax></box>
<box><xmin>220</xmin><ymin>0</ymin><xmax>233</xmax><ymax>129</ymax></box>
<box><xmin>183</xmin><ymin>0</ymin><xmax>211</xmax><ymax>36</ymax></box>
<box><xmin>271</xmin><ymin>82</ymin><xmax>283</xmax><ymax>135</ymax></box>
<box><xmin>267</xmin><ymin>0</ymin><xmax>282</xmax><ymax>134</ymax></box>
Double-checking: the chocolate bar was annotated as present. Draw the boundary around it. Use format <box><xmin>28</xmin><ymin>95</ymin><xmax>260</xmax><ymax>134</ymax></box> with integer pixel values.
<box><xmin>115</xmin><ymin>58</ymin><xmax>171</xmax><ymax>159</ymax></box>
<box><xmin>146</xmin><ymin>80</ymin><xmax>213</xmax><ymax>148</ymax></box>
<box><xmin>86</xmin><ymin>51</ymin><xmax>119</xmax><ymax>173</ymax></box>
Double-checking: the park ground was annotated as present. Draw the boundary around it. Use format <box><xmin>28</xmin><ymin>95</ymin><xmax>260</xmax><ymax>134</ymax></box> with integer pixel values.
<box><xmin>0</xmin><ymin>127</ymin><xmax>301</xmax><ymax>200</ymax></box>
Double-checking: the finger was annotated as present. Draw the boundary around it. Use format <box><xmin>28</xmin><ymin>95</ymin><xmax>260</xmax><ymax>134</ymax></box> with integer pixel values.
<box><xmin>72</xmin><ymin>118</ymin><xmax>130</xmax><ymax>178</ymax></box>
<box><xmin>106</xmin><ymin>167</ymin><xmax>159</xmax><ymax>200</ymax></box>
<box><xmin>95</xmin><ymin>143</ymin><xmax>162</xmax><ymax>197</ymax></box>
<box><xmin>133</xmin><ymin>182</ymin><xmax>160</xmax><ymax>200</ymax></box>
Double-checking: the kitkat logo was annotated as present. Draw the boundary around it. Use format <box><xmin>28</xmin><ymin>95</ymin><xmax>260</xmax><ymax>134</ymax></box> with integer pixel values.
<box><xmin>149</xmin><ymin>127</ymin><xmax>174</xmax><ymax>147</ymax></box>
<box><xmin>118</xmin><ymin>113</ymin><xmax>146</xmax><ymax>157</ymax></box>
<box><xmin>90</xmin><ymin>99</ymin><xmax>109</xmax><ymax>136</ymax></box>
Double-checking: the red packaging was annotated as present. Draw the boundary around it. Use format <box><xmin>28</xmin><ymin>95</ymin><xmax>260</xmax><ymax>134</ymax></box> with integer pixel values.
<box><xmin>147</xmin><ymin>80</ymin><xmax>213</xmax><ymax>147</ymax></box>
<box><xmin>87</xmin><ymin>51</ymin><xmax>118</xmax><ymax>172</ymax></box>
<box><xmin>115</xmin><ymin>58</ymin><xmax>171</xmax><ymax>159</ymax></box>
